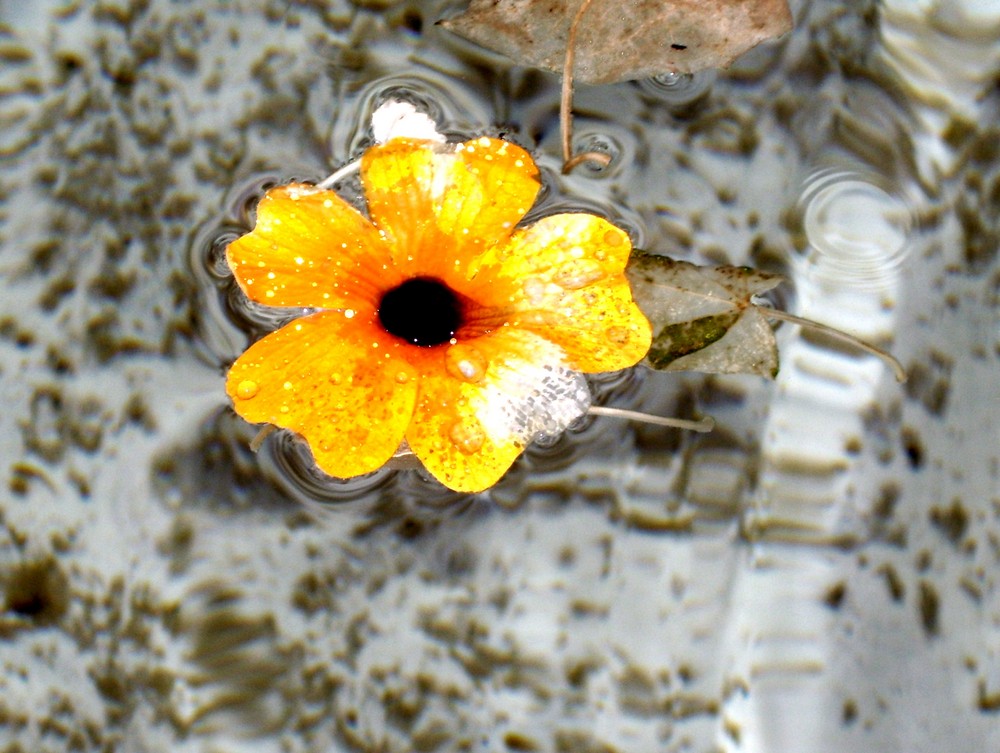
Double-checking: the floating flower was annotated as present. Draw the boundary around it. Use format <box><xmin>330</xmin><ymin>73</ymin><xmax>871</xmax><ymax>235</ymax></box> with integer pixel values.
<box><xmin>225</xmin><ymin>136</ymin><xmax>651</xmax><ymax>492</ymax></box>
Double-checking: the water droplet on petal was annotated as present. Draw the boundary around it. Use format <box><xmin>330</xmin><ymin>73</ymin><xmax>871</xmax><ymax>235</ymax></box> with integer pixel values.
<box><xmin>449</xmin><ymin>417</ymin><xmax>485</xmax><ymax>455</ymax></box>
<box><xmin>522</xmin><ymin>277</ymin><xmax>546</xmax><ymax>305</ymax></box>
<box><xmin>329</xmin><ymin>373</ymin><xmax>342</xmax><ymax>385</ymax></box>
<box><xmin>279</xmin><ymin>405</ymin><xmax>290</xmax><ymax>414</ymax></box>
<box><xmin>236</xmin><ymin>380</ymin><xmax>259</xmax><ymax>399</ymax></box>
<box><xmin>606</xmin><ymin>326</ymin><xmax>631</xmax><ymax>344</ymax></box>
<box><xmin>445</xmin><ymin>343</ymin><xmax>487</xmax><ymax>383</ymax></box>
<box><xmin>554</xmin><ymin>260</ymin><xmax>605</xmax><ymax>290</ymax></box>
<box><xmin>395</xmin><ymin>370</ymin><xmax>410</xmax><ymax>384</ymax></box>
<box><xmin>603</xmin><ymin>230</ymin><xmax>623</xmax><ymax>247</ymax></box>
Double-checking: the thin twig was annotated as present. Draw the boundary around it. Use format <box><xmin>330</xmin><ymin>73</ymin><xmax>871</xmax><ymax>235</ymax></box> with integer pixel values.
<box><xmin>588</xmin><ymin>405</ymin><xmax>715</xmax><ymax>433</ymax></box>
<box><xmin>316</xmin><ymin>160</ymin><xmax>361</xmax><ymax>190</ymax></box>
<box><xmin>563</xmin><ymin>150</ymin><xmax>611</xmax><ymax>174</ymax></box>
<box><xmin>250</xmin><ymin>424</ymin><xmax>278</xmax><ymax>452</ymax></box>
<box><xmin>760</xmin><ymin>306</ymin><xmax>908</xmax><ymax>383</ymax></box>
<box><xmin>560</xmin><ymin>0</ymin><xmax>612</xmax><ymax>174</ymax></box>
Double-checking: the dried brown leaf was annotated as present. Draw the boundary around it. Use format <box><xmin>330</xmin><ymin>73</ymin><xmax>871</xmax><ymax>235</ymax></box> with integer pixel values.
<box><xmin>442</xmin><ymin>0</ymin><xmax>793</xmax><ymax>85</ymax></box>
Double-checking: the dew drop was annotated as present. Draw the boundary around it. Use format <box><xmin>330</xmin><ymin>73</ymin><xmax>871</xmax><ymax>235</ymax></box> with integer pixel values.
<box><xmin>554</xmin><ymin>260</ymin><xmax>605</xmax><ymax>290</ymax></box>
<box><xmin>236</xmin><ymin>380</ymin><xmax>259</xmax><ymax>399</ymax></box>
<box><xmin>602</xmin><ymin>230</ymin><xmax>623</xmax><ymax>247</ymax></box>
<box><xmin>395</xmin><ymin>370</ymin><xmax>410</xmax><ymax>384</ymax></box>
<box><xmin>449</xmin><ymin>417</ymin><xmax>485</xmax><ymax>455</ymax></box>
<box><xmin>606</xmin><ymin>326</ymin><xmax>630</xmax><ymax>344</ymax></box>
<box><xmin>445</xmin><ymin>343</ymin><xmax>487</xmax><ymax>383</ymax></box>
<box><xmin>522</xmin><ymin>277</ymin><xmax>546</xmax><ymax>305</ymax></box>
<box><xmin>329</xmin><ymin>373</ymin><xmax>342</xmax><ymax>385</ymax></box>
<box><xmin>279</xmin><ymin>405</ymin><xmax>290</xmax><ymax>414</ymax></box>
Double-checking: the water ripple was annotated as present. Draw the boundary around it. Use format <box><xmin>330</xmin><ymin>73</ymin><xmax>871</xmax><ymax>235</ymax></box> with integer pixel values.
<box><xmin>636</xmin><ymin>70</ymin><xmax>716</xmax><ymax>109</ymax></box>
<box><xmin>259</xmin><ymin>430</ymin><xmax>399</xmax><ymax>512</ymax></box>
<box><xmin>795</xmin><ymin>168</ymin><xmax>916</xmax><ymax>292</ymax></box>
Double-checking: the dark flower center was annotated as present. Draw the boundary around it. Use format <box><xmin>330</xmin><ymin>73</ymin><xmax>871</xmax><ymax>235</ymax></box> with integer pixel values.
<box><xmin>378</xmin><ymin>277</ymin><xmax>463</xmax><ymax>346</ymax></box>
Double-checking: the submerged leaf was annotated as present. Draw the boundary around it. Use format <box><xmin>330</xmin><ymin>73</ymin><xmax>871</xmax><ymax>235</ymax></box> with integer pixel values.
<box><xmin>442</xmin><ymin>0</ymin><xmax>793</xmax><ymax>85</ymax></box>
<box><xmin>625</xmin><ymin>252</ymin><xmax>784</xmax><ymax>378</ymax></box>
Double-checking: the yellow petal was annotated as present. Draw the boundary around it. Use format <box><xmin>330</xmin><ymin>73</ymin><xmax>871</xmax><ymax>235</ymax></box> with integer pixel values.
<box><xmin>403</xmin><ymin>328</ymin><xmax>590</xmax><ymax>492</ymax></box>
<box><xmin>360</xmin><ymin>137</ymin><xmax>541</xmax><ymax>288</ymax></box>
<box><xmin>469</xmin><ymin>214</ymin><xmax>652</xmax><ymax>372</ymax></box>
<box><xmin>226</xmin><ymin>310</ymin><xmax>417</xmax><ymax>478</ymax></box>
<box><xmin>227</xmin><ymin>183</ymin><xmax>400</xmax><ymax>309</ymax></box>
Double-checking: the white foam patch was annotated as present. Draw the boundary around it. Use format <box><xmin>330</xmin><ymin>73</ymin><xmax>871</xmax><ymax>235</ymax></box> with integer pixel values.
<box><xmin>371</xmin><ymin>100</ymin><xmax>446</xmax><ymax>144</ymax></box>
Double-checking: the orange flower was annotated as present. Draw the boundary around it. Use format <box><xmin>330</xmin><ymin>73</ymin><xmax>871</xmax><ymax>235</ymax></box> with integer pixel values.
<box><xmin>226</xmin><ymin>136</ymin><xmax>651</xmax><ymax>492</ymax></box>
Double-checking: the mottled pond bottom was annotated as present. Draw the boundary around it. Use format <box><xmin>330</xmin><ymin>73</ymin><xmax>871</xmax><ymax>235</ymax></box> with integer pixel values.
<box><xmin>1</xmin><ymin>1</ymin><xmax>999</xmax><ymax>751</ymax></box>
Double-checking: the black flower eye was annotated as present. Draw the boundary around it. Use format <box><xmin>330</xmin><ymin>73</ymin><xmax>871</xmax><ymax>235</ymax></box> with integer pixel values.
<box><xmin>378</xmin><ymin>277</ymin><xmax>463</xmax><ymax>346</ymax></box>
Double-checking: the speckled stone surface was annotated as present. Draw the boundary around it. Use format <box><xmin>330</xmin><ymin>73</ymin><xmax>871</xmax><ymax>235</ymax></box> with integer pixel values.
<box><xmin>1</xmin><ymin>1</ymin><xmax>999</xmax><ymax>751</ymax></box>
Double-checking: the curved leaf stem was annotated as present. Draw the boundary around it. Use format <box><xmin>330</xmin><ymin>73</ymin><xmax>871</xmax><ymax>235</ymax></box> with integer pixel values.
<box><xmin>588</xmin><ymin>405</ymin><xmax>715</xmax><ymax>432</ymax></box>
<box><xmin>560</xmin><ymin>0</ymin><xmax>611</xmax><ymax>174</ymax></box>
<box><xmin>316</xmin><ymin>159</ymin><xmax>361</xmax><ymax>190</ymax></box>
<box><xmin>250</xmin><ymin>424</ymin><xmax>278</xmax><ymax>452</ymax></box>
<box><xmin>760</xmin><ymin>306</ymin><xmax>908</xmax><ymax>383</ymax></box>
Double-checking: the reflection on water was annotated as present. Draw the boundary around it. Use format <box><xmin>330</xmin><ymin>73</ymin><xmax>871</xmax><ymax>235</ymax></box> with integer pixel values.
<box><xmin>1</xmin><ymin>1</ymin><xmax>999</xmax><ymax>752</ymax></box>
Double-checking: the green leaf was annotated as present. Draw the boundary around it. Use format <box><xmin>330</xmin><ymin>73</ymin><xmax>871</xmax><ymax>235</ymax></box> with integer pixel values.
<box><xmin>646</xmin><ymin>312</ymin><xmax>738</xmax><ymax>366</ymax></box>
<box><xmin>625</xmin><ymin>252</ymin><xmax>784</xmax><ymax>378</ymax></box>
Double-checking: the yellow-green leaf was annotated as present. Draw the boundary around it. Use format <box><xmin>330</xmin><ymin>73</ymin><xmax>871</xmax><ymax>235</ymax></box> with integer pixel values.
<box><xmin>626</xmin><ymin>252</ymin><xmax>784</xmax><ymax>378</ymax></box>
